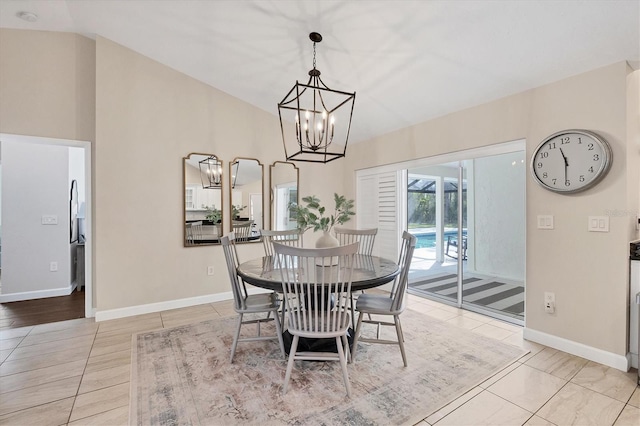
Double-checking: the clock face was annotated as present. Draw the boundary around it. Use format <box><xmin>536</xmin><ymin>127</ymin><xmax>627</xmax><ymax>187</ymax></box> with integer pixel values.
<box><xmin>531</xmin><ymin>130</ymin><xmax>612</xmax><ymax>194</ymax></box>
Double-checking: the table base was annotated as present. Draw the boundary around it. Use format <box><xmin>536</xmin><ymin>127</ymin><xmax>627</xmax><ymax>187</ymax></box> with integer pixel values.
<box><xmin>282</xmin><ymin>328</ymin><xmax>355</xmax><ymax>357</ymax></box>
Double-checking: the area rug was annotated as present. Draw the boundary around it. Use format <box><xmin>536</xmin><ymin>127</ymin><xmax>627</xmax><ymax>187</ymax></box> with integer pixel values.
<box><xmin>130</xmin><ymin>308</ymin><xmax>527</xmax><ymax>425</ymax></box>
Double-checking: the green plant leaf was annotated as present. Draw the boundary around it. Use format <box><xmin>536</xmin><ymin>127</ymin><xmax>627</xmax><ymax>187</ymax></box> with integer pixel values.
<box><xmin>291</xmin><ymin>193</ymin><xmax>354</xmax><ymax>234</ymax></box>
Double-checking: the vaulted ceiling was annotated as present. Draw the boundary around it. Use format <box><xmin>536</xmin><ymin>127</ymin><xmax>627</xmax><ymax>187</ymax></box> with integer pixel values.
<box><xmin>1</xmin><ymin>0</ymin><xmax>638</xmax><ymax>144</ymax></box>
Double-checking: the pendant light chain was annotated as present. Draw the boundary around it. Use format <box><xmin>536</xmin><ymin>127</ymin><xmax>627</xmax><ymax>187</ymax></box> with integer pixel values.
<box><xmin>313</xmin><ymin>41</ymin><xmax>317</xmax><ymax>70</ymax></box>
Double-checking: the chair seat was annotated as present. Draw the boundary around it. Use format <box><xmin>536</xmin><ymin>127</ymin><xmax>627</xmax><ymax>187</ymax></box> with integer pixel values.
<box><xmin>356</xmin><ymin>293</ymin><xmax>404</xmax><ymax>315</ymax></box>
<box><xmin>241</xmin><ymin>292</ymin><xmax>280</xmax><ymax>311</ymax></box>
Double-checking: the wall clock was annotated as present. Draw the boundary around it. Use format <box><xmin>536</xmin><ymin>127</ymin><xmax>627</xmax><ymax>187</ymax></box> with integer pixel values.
<box><xmin>531</xmin><ymin>129</ymin><xmax>612</xmax><ymax>194</ymax></box>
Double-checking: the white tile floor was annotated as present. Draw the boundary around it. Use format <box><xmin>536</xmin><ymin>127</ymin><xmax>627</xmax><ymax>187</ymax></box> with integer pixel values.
<box><xmin>0</xmin><ymin>295</ymin><xmax>638</xmax><ymax>425</ymax></box>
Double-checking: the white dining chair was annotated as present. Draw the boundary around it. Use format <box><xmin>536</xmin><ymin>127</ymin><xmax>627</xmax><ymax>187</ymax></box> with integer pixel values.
<box><xmin>185</xmin><ymin>221</ymin><xmax>204</xmax><ymax>245</ymax></box>
<box><xmin>221</xmin><ymin>235</ymin><xmax>285</xmax><ymax>363</ymax></box>
<box><xmin>334</xmin><ymin>227</ymin><xmax>379</xmax><ymax>322</ymax></box>
<box><xmin>273</xmin><ymin>242</ymin><xmax>359</xmax><ymax>397</ymax></box>
<box><xmin>334</xmin><ymin>227</ymin><xmax>378</xmax><ymax>255</ymax></box>
<box><xmin>232</xmin><ymin>220</ymin><xmax>254</xmax><ymax>242</ymax></box>
<box><xmin>261</xmin><ymin>229</ymin><xmax>303</xmax><ymax>256</ymax></box>
<box><xmin>351</xmin><ymin>231</ymin><xmax>416</xmax><ymax>367</ymax></box>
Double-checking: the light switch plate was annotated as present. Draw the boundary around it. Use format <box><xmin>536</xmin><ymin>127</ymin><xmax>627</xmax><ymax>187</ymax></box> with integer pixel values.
<box><xmin>537</xmin><ymin>215</ymin><xmax>554</xmax><ymax>230</ymax></box>
<box><xmin>588</xmin><ymin>216</ymin><xmax>609</xmax><ymax>232</ymax></box>
<box><xmin>41</xmin><ymin>215</ymin><xmax>58</xmax><ymax>225</ymax></box>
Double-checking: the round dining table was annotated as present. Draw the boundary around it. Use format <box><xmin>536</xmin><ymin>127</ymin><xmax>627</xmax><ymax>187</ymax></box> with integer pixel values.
<box><xmin>236</xmin><ymin>254</ymin><xmax>400</xmax><ymax>292</ymax></box>
<box><xmin>236</xmin><ymin>253</ymin><xmax>400</xmax><ymax>354</ymax></box>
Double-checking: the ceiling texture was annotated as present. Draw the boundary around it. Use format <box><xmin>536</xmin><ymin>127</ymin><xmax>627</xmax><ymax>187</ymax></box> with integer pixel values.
<box><xmin>1</xmin><ymin>0</ymin><xmax>639</xmax><ymax>144</ymax></box>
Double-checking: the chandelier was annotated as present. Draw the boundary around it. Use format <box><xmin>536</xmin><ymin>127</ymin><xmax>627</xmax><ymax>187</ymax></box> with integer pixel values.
<box><xmin>199</xmin><ymin>156</ymin><xmax>222</xmax><ymax>189</ymax></box>
<box><xmin>278</xmin><ymin>32</ymin><xmax>356</xmax><ymax>163</ymax></box>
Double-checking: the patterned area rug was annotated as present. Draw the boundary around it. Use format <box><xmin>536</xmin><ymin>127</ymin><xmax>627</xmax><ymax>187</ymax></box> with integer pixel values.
<box><xmin>130</xmin><ymin>308</ymin><xmax>527</xmax><ymax>425</ymax></box>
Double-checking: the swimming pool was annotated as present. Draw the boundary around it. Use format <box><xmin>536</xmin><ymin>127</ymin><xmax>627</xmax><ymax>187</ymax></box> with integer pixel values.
<box><xmin>414</xmin><ymin>230</ymin><xmax>466</xmax><ymax>249</ymax></box>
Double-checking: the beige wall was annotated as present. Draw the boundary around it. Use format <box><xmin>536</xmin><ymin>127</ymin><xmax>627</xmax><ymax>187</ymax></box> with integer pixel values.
<box><xmin>345</xmin><ymin>62</ymin><xmax>639</xmax><ymax>357</ymax></box>
<box><xmin>0</xmin><ymin>29</ymin><xmax>95</xmax><ymax>143</ymax></box>
<box><xmin>94</xmin><ymin>36</ymin><xmax>344</xmax><ymax>310</ymax></box>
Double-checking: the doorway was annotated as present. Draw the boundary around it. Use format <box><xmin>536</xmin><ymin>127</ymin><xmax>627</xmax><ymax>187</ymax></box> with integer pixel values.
<box><xmin>406</xmin><ymin>148</ymin><xmax>526</xmax><ymax>324</ymax></box>
<box><xmin>0</xmin><ymin>133</ymin><xmax>93</xmax><ymax>326</ymax></box>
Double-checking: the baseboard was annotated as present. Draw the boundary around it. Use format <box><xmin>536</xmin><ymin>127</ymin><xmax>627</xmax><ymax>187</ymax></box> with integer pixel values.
<box><xmin>94</xmin><ymin>287</ymin><xmax>270</xmax><ymax>322</ymax></box>
<box><xmin>0</xmin><ymin>285</ymin><xmax>74</xmax><ymax>303</ymax></box>
<box><xmin>524</xmin><ymin>327</ymin><xmax>629</xmax><ymax>372</ymax></box>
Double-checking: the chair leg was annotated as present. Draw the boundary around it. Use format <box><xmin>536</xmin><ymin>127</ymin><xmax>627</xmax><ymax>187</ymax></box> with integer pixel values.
<box><xmin>349</xmin><ymin>293</ymin><xmax>356</xmax><ymax>328</ymax></box>
<box><xmin>351</xmin><ymin>310</ymin><xmax>365</xmax><ymax>363</ymax></box>
<box><xmin>283</xmin><ymin>334</ymin><xmax>299</xmax><ymax>395</ymax></box>
<box><xmin>360</xmin><ymin>290</ymin><xmax>372</xmax><ymax>320</ymax></box>
<box><xmin>336</xmin><ymin>336</ymin><xmax>351</xmax><ymax>398</ymax></box>
<box><xmin>394</xmin><ymin>315</ymin><xmax>408</xmax><ymax>367</ymax></box>
<box><xmin>230</xmin><ymin>313</ymin><xmax>243</xmax><ymax>363</ymax></box>
<box><xmin>342</xmin><ymin>333</ymin><xmax>351</xmax><ymax>364</ymax></box>
<box><xmin>273</xmin><ymin>309</ymin><xmax>286</xmax><ymax>358</ymax></box>
<box><xmin>280</xmin><ymin>304</ymin><xmax>286</xmax><ymax>331</ymax></box>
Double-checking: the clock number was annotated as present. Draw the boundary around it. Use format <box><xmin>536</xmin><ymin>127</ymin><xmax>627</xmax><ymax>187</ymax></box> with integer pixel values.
<box><xmin>548</xmin><ymin>142</ymin><xmax>556</xmax><ymax>149</ymax></box>
<box><xmin>560</xmin><ymin>137</ymin><xmax>570</xmax><ymax>144</ymax></box>
<box><xmin>552</xmin><ymin>179</ymin><xmax>557</xmax><ymax>185</ymax></box>
<box><xmin>588</xmin><ymin>143</ymin><xmax>594</xmax><ymax>150</ymax></box>
<box><xmin>542</xmin><ymin>172</ymin><xmax>548</xmax><ymax>178</ymax></box>
<box><xmin>578</xmin><ymin>137</ymin><xmax>582</xmax><ymax>144</ymax></box>
<box><xmin>537</xmin><ymin>162</ymin><xmax>543</xmax><ymax>168</ymax></box>
<box><xmin>540</xmin><ymin>152</ymin><xmax>549</xmax><ymax>159</ymax></box>
<box><xmin>593</xmin><ymin>154</ymin><xmax>599</xmax><ymax>161</ymax></box>
<box><xmin>565</xmin><ymin>180</ymin><xmax>571</xmax><ymax>187</ymax></box>
<box><xmin>588</xmin><ymin>166</ymin><xmax>594</xmax><ymax>173</ymax></box>
<box><xmin>579</xmin><ymin>175</ymin><xmax>585</xmax><ymax>182</ymax></box>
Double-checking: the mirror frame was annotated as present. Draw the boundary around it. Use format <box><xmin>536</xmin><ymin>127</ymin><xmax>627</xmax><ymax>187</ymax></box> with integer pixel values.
<box><xmin>270</xmin><ymin>161</ymin><xmax>299</xmax><ymax>231</ymax></box>
<box><xmin>229</xmin><ymin>157</ymin><xmax>264</xmax><ymax>243</ymax></box>
<box><xmin>183</xmin><ymin>152</ymin><xmax>224</xmax><ymax>247</ymax></box>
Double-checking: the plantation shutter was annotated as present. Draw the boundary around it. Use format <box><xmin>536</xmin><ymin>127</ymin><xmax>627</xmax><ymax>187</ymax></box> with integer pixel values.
<box><xmin>356</xmin><ymin>169</ymin><xmax>405</xmax><ymax>261</ymax></box>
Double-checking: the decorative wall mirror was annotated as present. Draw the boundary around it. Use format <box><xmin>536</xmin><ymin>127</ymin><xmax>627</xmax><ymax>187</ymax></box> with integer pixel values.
<box><xmin>229</xmin><ymin>158</ymin><xmax>263</xmax><ymax>243</ymax></box>
<box><xmin>270</xmin><ymin>161</ymin><xmax>299</xmax><ymax>231</ymax></box>
<box><xmin>183</xmin><ymin>153</ymin><xmax>223</xmax><ymax>246</ymax></box>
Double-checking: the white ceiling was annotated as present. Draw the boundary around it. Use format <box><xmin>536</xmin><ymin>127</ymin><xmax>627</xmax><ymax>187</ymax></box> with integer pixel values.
<box><xmin>1</xmin><ymin>0</ymin><xmax>638</xmax><ymax>145</ymax></box>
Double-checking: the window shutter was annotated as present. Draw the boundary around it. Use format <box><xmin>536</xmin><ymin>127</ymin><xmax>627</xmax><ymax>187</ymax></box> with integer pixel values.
<box><xmin>356</xmin><ymin>170</ymin><xmax>405</xmax><ymax>260</ymax></box>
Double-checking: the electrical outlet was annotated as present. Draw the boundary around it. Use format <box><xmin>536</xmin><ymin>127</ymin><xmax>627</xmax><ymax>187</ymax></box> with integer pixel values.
<box><xmin>207</xmin><ymin>266</ymin><xmax>215</xmax><ymax>276</ymax></box>
<box><xmin>544</xmin><ymin>292</ymin><xmax>555</xmax><ymax>314</ymax></box>
<box><xmin>50</xmin><ymin>261</ymin><xmax>58</xmax><ymax>272</ymax></box>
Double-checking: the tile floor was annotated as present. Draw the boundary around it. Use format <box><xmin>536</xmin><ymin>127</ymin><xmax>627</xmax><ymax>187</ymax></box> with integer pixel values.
<box><xmin>0</xmin><ymin>294</ymin><xmax>638</xmax><ymax>425</ymax></box>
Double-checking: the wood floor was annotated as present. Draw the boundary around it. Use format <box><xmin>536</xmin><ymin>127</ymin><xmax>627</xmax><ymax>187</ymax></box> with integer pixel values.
<box><xmin>0</xmin><ymin>290</ymin><xmax>85</xmax><ymax>329</ymax></box>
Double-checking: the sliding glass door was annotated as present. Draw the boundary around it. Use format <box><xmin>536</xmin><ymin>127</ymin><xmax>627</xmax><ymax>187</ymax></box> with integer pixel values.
<box><xmin>460</xmin><ymin>152</ymin><xmax>525</xmax><ymax>322</ymax></box>
<box><xmin>406</xmin><ymin>162</ymin><xmax>465</xmax><ymax>305</ymax></box>
<box><xmin>407</xmin><ymin>150</ymin><xmax>525</xmax><ymax>324</ymax></box>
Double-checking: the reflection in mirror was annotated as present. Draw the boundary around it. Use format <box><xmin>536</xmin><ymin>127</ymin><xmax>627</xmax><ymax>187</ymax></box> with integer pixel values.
<box><xmin>270</xmin><ymin>161</ymin><xmax>299</xmax><ymax>231</ymax></box>
<box><xmin>183</xmin><ymin>153</ymin><xmax>223</xmax><ymax>246</ymax></box>
<box><xmin>230</xmin><ymin>158</ymin><xmax>263</xmax><ymax>243</ymax></box>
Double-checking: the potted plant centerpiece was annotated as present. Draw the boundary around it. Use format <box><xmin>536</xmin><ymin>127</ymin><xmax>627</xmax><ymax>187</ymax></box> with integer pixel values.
<box><xmin>290</xmin><ymin>193</ymin><xmax>355</xmax><ymax>248</ymax></box>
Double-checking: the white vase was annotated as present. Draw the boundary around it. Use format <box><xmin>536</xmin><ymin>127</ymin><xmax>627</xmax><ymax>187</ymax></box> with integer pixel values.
<box><xmin>315</xmin><ymin>230</ymin><xmax>339</xmax><ymax>248</ymax></box>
